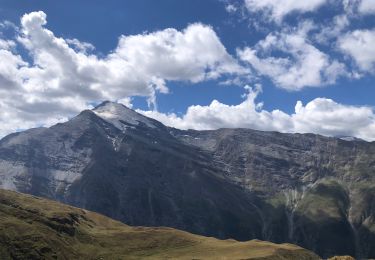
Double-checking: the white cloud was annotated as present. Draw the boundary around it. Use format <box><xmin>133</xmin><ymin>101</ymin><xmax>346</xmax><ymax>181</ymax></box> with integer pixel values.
<box><xmin>243</xmin><ymin>0</ymin><xmax>327</xmax><ymax>22</ymax></box>
<box><xmin>0</xmin><ymin>20</ymin><xmax>18</xmax><ymax>32</ymax></box>
<box><xmin>66</xmin><ymin>38</ymin><xmax>95</xmax><ymax>53</ymax></box>
<box><xmin>292</xmin><ymin>98</ymin><xmax>375</xmax><ymax>138</ymax></box>
<box><xmin>314</xmin><ymin>15</ymin><xmax>350</xmax><ymax>44</ymax></box>
<box><xmin>112</xmin><ymin>23</ymin><xmax>245</xmax><ymax>85</ymax></box>
<box><xmin>242</xmin><ymin>0</ymin><xmax>374</xmax><ymax>21</ymax></box>
<box><xmin>140</xmin><ymin>86</ymin><xmax>293</xmax><ymax>131</ymax></box>
<box><xmin>358</xmin><ymin>0</ymin><xmax>375</xmax><ymax>15</ymax></box>
<box><xmin>140</xmin><ymin>86</ymin><xmax>375</xmax><ymax>141</ymax></box>
<box><xmin>343</xmin><ymin>0</ymin><xmax>375</xmax><ymax>16</ymax></box>
<box><xmin>0</xmin><ymin>11</ymin><xmax>245</xmax><ymax>137</ymax></box>
<box><xmin>1</xmin><ymin>10</ymin><xmax>374</xmax><ymax>142</ymax></box>
<box><xmin>238</xmin><ymin>22</ymin><xmax>346</xmax><ymax>90</ymax></box>
<box><xmin>118</xmin><ymin>97</ymin><xmax>133</xmax><ymax>109</ymax></box>
<box><xmin>225</xmin><ymin>4</ymin><xmax>238</xmax><ymax>13</ymax></box>
<box><xmin>338</xmin><ymin>29</ymin><xmax>375</xmax><ymax>72</ymax></box>
<box><xmin>0</xmin><ymin>39</ymin><xmax>15</xmax><ymax>50</ymax></box>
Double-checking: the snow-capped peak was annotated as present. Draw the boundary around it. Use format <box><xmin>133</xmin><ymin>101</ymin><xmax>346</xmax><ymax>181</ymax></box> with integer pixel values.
<box><xmin>93</xmin><ymin>101</ymin><xmax>157</xmax><ymax>130</ymax></box>
<box><xmin>337</xmin><ymin>135</ymin><xmax>364</xmax><ymax>142</ymax></box>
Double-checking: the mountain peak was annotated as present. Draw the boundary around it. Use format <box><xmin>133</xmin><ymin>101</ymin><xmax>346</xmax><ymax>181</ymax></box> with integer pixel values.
<box><xmin>92</xmin><ymin>101</ymin><xmax>157</xmax><ymax>130</ymax></box>
<box><xmin>94</xmin><ymin>100</ymin><xmax>130</xmax><ymax>110</ymax></box>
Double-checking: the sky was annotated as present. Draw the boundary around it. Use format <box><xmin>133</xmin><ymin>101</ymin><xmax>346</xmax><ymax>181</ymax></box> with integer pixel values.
<box><xmin>0</xmin><ymin>0</ymin><xmax>375</xmax><ymax>140</ymax></box>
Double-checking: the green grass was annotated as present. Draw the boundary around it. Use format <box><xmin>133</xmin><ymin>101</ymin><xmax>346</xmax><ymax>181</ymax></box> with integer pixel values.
<box><xmin>0</xmin><ymin>189</ymin><xmax>320</xmax><ymax>260</ymax></box>
<box><xmin>296</xmin><ymin>180</ymin><xmax>349</xmax><ymax>221</ymax></box>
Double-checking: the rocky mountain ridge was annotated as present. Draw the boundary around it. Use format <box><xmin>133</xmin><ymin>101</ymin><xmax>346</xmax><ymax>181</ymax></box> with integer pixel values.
<box><xmin>0</xmin><ymin>101</ymin><xmax>374</xmax><ymax>259</ymax></box>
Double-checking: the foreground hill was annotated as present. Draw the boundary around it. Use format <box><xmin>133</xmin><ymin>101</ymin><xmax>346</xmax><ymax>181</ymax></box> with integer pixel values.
<box><xmin>0</xmin><ymin>101</ymin><xmax>374</xmax><ymax>258</ymax></box>
<box><xmin>0</xmin><ymin>189</ymin><xmax>319</xmax><ymax>260</ymax></box>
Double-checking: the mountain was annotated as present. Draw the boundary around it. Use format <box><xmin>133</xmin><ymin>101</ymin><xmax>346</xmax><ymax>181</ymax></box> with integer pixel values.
<box><xmin>0</xmin><ymin>101</ymin><xmax>374</xmax><ymax>259</ymax></box>
<box><xmin>0</xmin><ymin>189</ymin><xmax>320</xmax><ymax>260</ymax></box>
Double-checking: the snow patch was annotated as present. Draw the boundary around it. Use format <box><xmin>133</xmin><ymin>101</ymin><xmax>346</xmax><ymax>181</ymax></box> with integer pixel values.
<box><xmin>93</xmin><ymin>102</ymin><xmax>156</xmax><ymax>131</ymax></box>
<box><xmin>337</xmin><ymin>135</ymin><xmax>363</xmax><ymax>141</ymax></box>
<box><xmin>51</xmin><ymin>170</ymin><xmax>82</xmax><ymax>183</ymax></box>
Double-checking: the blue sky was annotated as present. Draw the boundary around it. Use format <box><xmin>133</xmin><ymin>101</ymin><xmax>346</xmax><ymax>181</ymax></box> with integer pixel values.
<box><xmin>0</xmin><ymin>0</ymin><xmax>375</xmax><ymax>140</ymax></box>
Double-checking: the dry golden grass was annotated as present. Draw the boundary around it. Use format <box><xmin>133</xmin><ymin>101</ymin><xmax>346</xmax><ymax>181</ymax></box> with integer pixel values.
<box><xmin>327</xmin><ymin>256</ymin><xmax>355</xmax><ymax>260</ymax></box>
<box><xmin>0</xmin><ymin>189</ymin><xmax>320</xmax><ymax>260</ymax></box>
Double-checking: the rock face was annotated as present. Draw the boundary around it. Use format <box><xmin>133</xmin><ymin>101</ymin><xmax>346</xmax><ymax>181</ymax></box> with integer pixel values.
<box><xmin>0</xmin><ymin>101</ymin><xmax>374</xmax><ymax>259</ymax></box>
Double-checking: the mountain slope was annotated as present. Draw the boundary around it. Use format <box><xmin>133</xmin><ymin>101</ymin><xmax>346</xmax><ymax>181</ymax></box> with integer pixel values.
<box><xmin>0</xmin><ymin>102</ymin><xmax>263</xmax><ymax>241</ymax></box>
<box><xmin>171</xmin><ymin>127</ymin><xmax>375</xmax><ymax>258</ymax></box>
<box><xmin>0</xmin><ymin>101</ymin><xmax>374</xmax><ymax>258</ymax></box>
<box><xmin>0</xmin><ymin>189</ymin><xmax>320</xmax><ymax>260</ymax></box>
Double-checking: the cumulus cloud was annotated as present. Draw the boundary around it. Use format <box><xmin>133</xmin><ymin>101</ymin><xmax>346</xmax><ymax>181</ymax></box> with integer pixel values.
<box><xmin>1</xmin><ymin>10</ymin><xmax>374</xmax><ymax>142</ymax></box>
<box><xmin>243</xmin><ymin>0</ymin><xmax>327</xmax><ymax>22</ymax></box>
<box><xmin>0</xmin><ymin>11</ymin><xmax>245</xmax><ymax>137</ymax></box>
<box><xmin>65</xmin><ymin>38</ymin><xmax>95</xmax><ymax>53</ymax></box>
<box><xmin>237</xmin><ymin>22</ymin><xmax>346</xmax><ymax>90</ymax></box>
<box><xmin>338</xmin><ymin>29</ymin><xmax>375</xmax><ymax>73</ymax></box>
<box><xmin>292</xmin><ymin>98</ymin><xmax>375</xmax><ymax>138</ymax></box>
<box><xmin>358</xmin><ymin>0</ymin><xmax>375</xmax><ymax>15</ymax></box>
<box><xmin>141</xmin><ymin>85</ymin><xmax>293</xmax><ymax>131</ymax></box>
<box><xmin>241</xmin><ymin>0</ymin><xmax>374</xmax><ymax>21</ymax></box>
<box><xmin>112</xmin><ymin>24</ymin><xmax>245</xmax><ymax>85</ymax></box>
<box><xmin>0</xmin><ymin>39</ymin><xmax>15</xmax><ymax>50</ymax></box>
<box><xmin>140</xmin><ymin>86</ymin><xmax>375</xmax><ymax>141</ymax></box>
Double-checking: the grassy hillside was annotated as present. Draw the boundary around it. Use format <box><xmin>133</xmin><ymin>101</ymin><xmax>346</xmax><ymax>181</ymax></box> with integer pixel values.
<box><xmin>0</xmin><ymin>189</ymin><xmax>320</xmax><ymax>260</ymax></box>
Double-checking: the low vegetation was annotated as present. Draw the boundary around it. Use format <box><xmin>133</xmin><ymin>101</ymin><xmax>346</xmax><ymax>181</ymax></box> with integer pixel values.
<box><xmin>0</xmin><ymin>189</ymin><xmax>320</xmax><ymax>259</ymax></box>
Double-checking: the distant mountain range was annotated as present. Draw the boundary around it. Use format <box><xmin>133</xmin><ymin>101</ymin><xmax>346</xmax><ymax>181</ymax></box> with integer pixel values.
<box><xmin>0</xmin><ymin>101</ymin><xmax>374</xmax><ymax>259</ymax></box>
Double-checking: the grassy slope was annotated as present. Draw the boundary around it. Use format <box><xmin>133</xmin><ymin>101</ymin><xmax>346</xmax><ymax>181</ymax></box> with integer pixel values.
<box><xmin>0</xmin><ymin>189</ymin><xmax>320</xmax><ymax>260</ymax></box>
